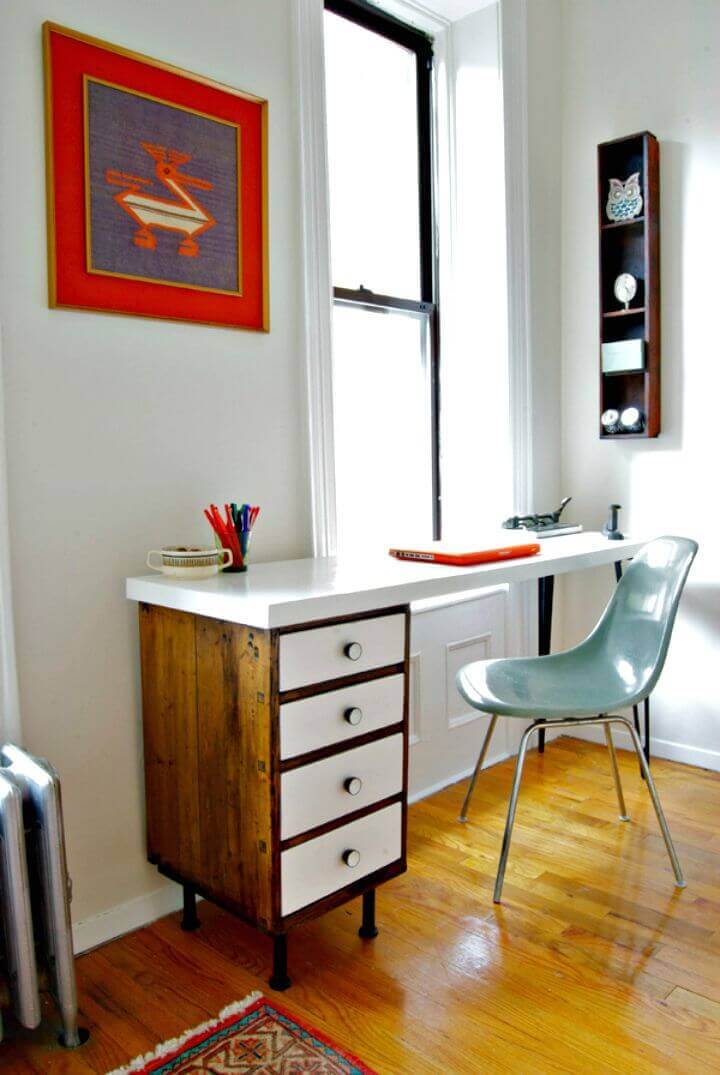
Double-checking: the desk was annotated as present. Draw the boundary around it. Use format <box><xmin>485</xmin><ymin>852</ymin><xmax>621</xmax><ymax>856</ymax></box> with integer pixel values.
<box><xmin>126</xmin><ymin>532</ymin><xmax>644</xmax><ymax>989</ymax></box>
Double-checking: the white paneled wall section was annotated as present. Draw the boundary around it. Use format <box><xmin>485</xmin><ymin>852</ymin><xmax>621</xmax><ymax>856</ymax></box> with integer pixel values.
<box><xmin>409</xmin><ymin>589</ymin><xmax>508</xmax><ymax>798</ymax></box>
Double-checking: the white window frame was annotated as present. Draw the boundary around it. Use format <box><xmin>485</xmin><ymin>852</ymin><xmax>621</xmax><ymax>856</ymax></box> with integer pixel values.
<box><xmin>294</xmin><ymin>0</ymin><xmax>452</xmax><ymax>557</ymax></box>
<box><xmin>294</xmin><ymin>0</ymin><xmax>534</xmax><ymax>590</ymax></box>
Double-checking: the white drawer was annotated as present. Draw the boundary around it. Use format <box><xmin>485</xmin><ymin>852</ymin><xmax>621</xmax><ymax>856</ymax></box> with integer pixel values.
<box><xmin>280</xmin><ymin>674</ymin><xmax>404</xmax><ymax>760</ymax></box>
<box><xmin>281</xmin><ymin>802</ymin><xmax>402</xmax><ymax>917</ymax></box>
<box><xmin>279</xmin><ymin>614</ymin><xmax>405</xmax><ymax>692</ymax></box>
<box><xmin>281</xmin><ymin>733</ymin><xmax>403</xmax><ymax>840</ymax></box>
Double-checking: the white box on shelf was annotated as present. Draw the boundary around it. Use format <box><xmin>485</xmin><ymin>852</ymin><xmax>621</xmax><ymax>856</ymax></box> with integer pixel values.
<box><xmin>602</xmin><ymin>339</ymin><xmax>645</xmax><ymax>373</ymax></box>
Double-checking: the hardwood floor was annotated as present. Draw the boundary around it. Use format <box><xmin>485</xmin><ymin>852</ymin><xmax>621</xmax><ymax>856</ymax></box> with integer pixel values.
<box><xmin>3</xmin><ymin>737</ymin><xmax>720</xmax><ymax>1073</ymax></box>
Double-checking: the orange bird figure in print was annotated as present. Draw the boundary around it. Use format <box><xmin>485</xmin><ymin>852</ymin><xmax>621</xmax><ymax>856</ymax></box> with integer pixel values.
<box><xmin>105</xmin><ymin>143</ymin><xmax>216</xmax><ymax>257</ymax></box>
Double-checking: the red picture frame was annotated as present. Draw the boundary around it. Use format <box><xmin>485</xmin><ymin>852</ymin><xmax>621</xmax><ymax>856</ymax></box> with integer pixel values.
<box><xmin>43</xmin><ymin>23</ymin><xmax>268</xmax><ymax>331</ymax></box>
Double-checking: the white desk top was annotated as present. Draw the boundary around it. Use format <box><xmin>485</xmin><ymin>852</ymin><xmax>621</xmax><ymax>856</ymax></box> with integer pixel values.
<box><xmin>126</xmin><ymin>532</ymin><xmax>646</xmax><ymax>629</ymax></box>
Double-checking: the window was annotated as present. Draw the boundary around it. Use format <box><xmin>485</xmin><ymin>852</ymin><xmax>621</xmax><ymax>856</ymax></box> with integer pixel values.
<box><xmin>324</xmin><ymin>0</ymin><xmax>439</xmax><ymax>555</ymax></box>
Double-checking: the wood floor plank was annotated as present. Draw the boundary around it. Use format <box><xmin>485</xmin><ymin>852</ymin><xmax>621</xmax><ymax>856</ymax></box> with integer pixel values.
<box><xmin>2</xmin><ymin>738</ymin><xmax>720</xmax><ymax>1074</ymax></box>
<box><xmin>665</xmin><ymin>985</ymin><xmax>720</xmax><ymax>1023</ymax></box>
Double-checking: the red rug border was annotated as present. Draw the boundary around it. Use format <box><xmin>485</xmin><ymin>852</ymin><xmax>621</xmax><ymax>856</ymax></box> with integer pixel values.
<box><xmin>138</xmin><ymin>993</ymin><xmax>378</xmax><ymax>1075</ymax></box>
<box><xmin>253</xmin><ymin>995</ymin><xmax>378</xmax><ymax>1075</ymax></box>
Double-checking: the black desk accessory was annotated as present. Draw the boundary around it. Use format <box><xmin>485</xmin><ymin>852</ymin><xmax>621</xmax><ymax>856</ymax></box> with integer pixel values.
<box><xmin>603</xmin><ymin>504</ymin><xmax>624</xmax><ymax>540</ymax></box>
<box><xmin>502</xmin><ymin>497</ymin><xmax>580</xmax><ymax>537</ymax></box>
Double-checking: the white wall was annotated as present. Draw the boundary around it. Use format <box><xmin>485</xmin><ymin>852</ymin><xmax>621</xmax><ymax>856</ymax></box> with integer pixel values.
<box><xmin>441</xmin><ymin>2</ymin><xmax>512</xmax><ymax>534</ymax></box>
<box><xmin>0</xmin><ymin>339</ymin><xmax>21</xmax><ymax>744</ymax></box>
<box><xmin>558</xmin><ymin>0</ymin><xmax>720</xmax><ymax>769</ymax></box>
<box><xmin>441</xmin><ymin>0</ymin><xmax>563</xmax><ymax>528</ymax></box>
<box><xmin>525</xmin><ymin>0</ymin><xmax>562</xmax><ymax>511</ymax></box>
<box><xmin>0</xmin><ymin>0</ymin><xmax>311</xmax><ymax>935</ymax></box>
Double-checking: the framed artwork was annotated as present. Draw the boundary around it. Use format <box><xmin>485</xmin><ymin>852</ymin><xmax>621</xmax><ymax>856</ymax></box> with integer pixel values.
<box><xmin>43</xmin><ymin>23</ymin><xmax>268</xmax><ymax>331</ymax></box>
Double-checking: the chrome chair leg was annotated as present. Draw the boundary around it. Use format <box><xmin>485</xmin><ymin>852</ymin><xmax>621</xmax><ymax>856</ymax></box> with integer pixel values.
<box><xmin>459</xmin><ymin>714</ymin><xmax>498</xmax><ymax>822</ymax></box>
<box><xmin>619</xmin><ymin>717</ymin><xmax>685</xmax><ymax>888</ymax></box>
<box><xmin>604</xmin><ymin>723</ymin><xmax>629</xmax><ymax>821</ymax></box>
<box><xmin>490</xmin><ymin>714</ymin><xmax>684</xmax><ymax>906</ymax></box>
<box><xmin>493</xmin><ymin>723</ymin><xmax>535</xmax><ymax>903</ymax></box>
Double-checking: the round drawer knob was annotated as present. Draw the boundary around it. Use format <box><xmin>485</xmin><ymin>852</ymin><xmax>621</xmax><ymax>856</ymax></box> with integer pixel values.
<box><xmin>344</xmin><ymin>641</ymin><xmax>363</xmax><ymax>661</ymax></box>
<box><xmin>344</xmin><ymin>776</ymin><xmax>363</xmax><ymax>796</ymax></box>
<box><xmin>343</xmin><ymin>849</ymin><xmax>361</xmax><ymax>868</ymax></box>
<box><xmin>344</xmin><ymin>706</ymin><xmax>363</xmax><ymax>726</ymax></box>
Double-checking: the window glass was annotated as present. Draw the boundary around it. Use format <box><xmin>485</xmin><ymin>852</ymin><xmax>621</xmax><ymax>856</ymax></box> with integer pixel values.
<box><xmin>331</xmin><ymin>303</ymin><xmax>433</xmax><ymax>555</ymax></box>
<box><xmin>324</xmin><ymin>11</ymin><xmax>421</xmax><ymax>299</ymax></box>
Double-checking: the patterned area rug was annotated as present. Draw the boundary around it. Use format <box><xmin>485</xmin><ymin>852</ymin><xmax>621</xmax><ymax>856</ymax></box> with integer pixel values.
<box><xmin>107</xmin><ymin>991</ymin><xmax>377</xmax><ymax>1074</ymax></box>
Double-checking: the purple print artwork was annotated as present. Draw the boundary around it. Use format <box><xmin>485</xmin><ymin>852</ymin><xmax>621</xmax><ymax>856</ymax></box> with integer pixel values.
<box><xmin>86</xmin><ymin>79</ymin><xmax>240</xmax><ymax>294</ymax></box>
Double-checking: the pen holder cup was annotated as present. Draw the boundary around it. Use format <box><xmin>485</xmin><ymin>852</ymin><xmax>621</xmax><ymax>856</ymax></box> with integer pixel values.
<box><xmin>217</xmin><ymin>532</ymin><xmax>252</xmax><ymax>573</ymax></box>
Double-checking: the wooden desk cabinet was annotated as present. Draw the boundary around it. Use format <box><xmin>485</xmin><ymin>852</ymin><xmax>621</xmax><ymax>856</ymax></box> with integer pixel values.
<box><xmin>138</xmin><ymin>601</ymin><xmax>409</xmax><ymax>989</ymax></box>
<box><xmin>130</xmin><ymin>535</ymin><xmax>645</xmax><ymax>987</ymax></box>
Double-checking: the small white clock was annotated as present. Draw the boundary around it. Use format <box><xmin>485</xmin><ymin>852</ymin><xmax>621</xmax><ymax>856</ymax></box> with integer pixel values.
<box><xmin>613</xmin><ymin>273</ymin><xmax>638</xmax><ymax>309</ymax></box>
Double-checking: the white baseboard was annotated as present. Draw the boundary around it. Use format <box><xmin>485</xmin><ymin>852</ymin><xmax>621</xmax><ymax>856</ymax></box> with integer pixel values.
<box><xmin>72</xmin><ymin>880</ymin><xmax>184</xmax><ymax>954</ymax></box>
<box><xmin>409</xmin><ymin>750</ymin><xmax>511</xmax><ymax>803</ymax></box>
<box><xmin>562</xmin><ymin>725</ymin><xmax>720</xmax><ymax>773</ymax></box>
<box><xmin>72</xmin><ymin>753</ymin><xmax>516</xmax><ymax>953</ymax></box>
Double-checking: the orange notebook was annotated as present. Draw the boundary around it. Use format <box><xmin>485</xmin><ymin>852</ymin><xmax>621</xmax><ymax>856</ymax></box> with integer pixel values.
<box><xmin>389</xmin><ymin>539</ymin><xmax>541</xmax><ymax>567</ymax></box>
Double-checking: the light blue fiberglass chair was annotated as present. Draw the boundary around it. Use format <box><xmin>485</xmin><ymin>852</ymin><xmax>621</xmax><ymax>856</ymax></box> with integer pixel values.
<box><xmin>456</xmin><ymin>536</ymin><xmax>698</xmax><ymax>904</ymax></box>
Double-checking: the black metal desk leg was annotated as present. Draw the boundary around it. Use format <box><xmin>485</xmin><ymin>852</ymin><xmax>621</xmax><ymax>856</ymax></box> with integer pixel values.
<box><xmin>269</xmin><ymin>934</ymin><xmax>291</xmax><ymax>991</ymax></box>
<box><xmin>181</xmin><ymin>884</ymin><xmax>200</xmax><ymax>931</ymax></box>
<box><xmin>537</xmin><ymin>575</ymin><xmax>555</xmax><ymax>754</ymax></box>
<box><xmin>359</xmin><ymin>888</ymin><xmax>379</xmax><ymax>939</ymax></box>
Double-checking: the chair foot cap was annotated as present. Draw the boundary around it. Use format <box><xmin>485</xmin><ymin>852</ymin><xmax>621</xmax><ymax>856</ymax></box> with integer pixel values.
<box><xmin>458</xmin><ymin>816</ymin><xmax>468</xmax><ymax>824</ymax></box>
<box><xmin>619</xmin><ymin>814</ymin><xmax>630</xmax><ymax>822</ymax></box>
<box><xmin>675</xmin><ymin>881</ymin><xmax>687</xmax><ymax>889</ymax></box>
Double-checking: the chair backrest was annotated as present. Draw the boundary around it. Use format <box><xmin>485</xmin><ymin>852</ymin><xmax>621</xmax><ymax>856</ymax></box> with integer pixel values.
<box><xmin>585</xmin><ymin>536</ymin><xmax>698</xmax><ymax>700</ymax></box>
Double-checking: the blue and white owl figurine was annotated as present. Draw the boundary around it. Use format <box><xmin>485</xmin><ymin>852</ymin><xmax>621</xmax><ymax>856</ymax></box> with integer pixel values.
<box><xmin>606</xmin><ymin>172</ymin><xmax>643</xmax><ymax>222</ymax></box>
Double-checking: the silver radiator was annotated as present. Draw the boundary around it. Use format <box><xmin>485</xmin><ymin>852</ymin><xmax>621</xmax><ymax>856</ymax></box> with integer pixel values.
<box><xmin>0</xmin><ymin>744</ymin><xmax>80</xmax><ymax>1047</ymax></box>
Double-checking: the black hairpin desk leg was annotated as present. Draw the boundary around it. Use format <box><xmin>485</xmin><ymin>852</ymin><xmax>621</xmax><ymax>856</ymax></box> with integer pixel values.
<box><xmin>615</xmin><ymin>559</ymin><xmax>650</xmax><ymax>771</ymax></box>
<box><xmin>537</xmin><ymin>575</ymin><xmax>555</xmax><ymax>754</ymax></box>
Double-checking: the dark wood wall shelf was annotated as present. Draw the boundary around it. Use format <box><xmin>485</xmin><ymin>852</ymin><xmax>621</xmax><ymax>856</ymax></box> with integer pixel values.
<box><xmin>603</xmin><ymin>307</ymin><xmax>646</xmax><ymax>319</ymax></box>
<box><xmin>598</xmin><ymin>132</ymin><xmax>660</xmax><ymax>438</ymax></box>
<box><xmin>601</xmin><ymin>216</ymin><xmax>645</xmax><ymax>231</ymax></box>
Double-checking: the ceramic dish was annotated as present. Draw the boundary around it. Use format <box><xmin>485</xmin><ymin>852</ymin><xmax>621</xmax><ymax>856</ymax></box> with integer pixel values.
<box><xmin>146</xmin><ymin>546</ymin><xmax>232</xmax><ymax>579</ymax></box>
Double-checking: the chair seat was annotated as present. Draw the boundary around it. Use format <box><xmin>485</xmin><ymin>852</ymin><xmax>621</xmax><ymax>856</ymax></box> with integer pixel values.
<box><xmin>457</xmin><ymin>650</ymin><xmax>645</xmax><ymax>719</ymax></box>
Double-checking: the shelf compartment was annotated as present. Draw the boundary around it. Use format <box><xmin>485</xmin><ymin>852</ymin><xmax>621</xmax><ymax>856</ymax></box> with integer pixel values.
<box><xmin>600</xmin><ymin>370</ymin><xmax>648</xmax><ymax>438</ymax></box>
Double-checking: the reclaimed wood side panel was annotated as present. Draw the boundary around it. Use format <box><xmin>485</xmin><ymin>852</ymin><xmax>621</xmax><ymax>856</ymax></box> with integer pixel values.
<box><xmin>195</xmin><ymin>616</ymin><xmax>274</xmax><ymax>929</ymax></box>
<box><xmin>138</xmin><ymin>604</ymin><xmax>202</xmax><ymax>879</ymax></box>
